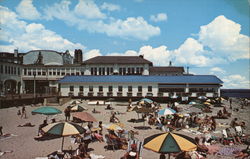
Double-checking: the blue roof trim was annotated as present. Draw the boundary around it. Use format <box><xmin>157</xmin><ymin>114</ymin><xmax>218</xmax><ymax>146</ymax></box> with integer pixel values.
<box><xmin>59</xmin><ymin>75</ymin><xmax>223</xmax><ymax>84</ymax></box>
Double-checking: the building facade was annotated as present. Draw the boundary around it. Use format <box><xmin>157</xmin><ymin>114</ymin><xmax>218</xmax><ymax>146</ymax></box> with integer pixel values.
<box><xmin>0</xmin><ymin>49</ymin><xmax>223</xmax><ymax>99</ymax></box>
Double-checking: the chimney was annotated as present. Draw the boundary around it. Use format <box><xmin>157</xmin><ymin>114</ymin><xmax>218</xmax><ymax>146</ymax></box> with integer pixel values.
<box><xmin>14</xmin><ymin>49</ymin><xmax>18</xmax><ymax>57</ymax></box>
<box><xmin>74</xmin><ymin>49</ymin><xmax>83</xmax><ymax>64</ymax></box>
<box><xmin>169</xmin><ymin>61</ymin><xmax>172</xmax><ymax>66</ymax></box>
<box><xmin>139</xmin><ymin>55</ymin><xmax>144</xmax><ymax>58</ymax></box>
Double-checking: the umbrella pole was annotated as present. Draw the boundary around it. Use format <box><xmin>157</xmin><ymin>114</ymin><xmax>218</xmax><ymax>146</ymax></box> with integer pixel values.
<box><xmin>61</xmin><ymin>137</ymin><xmax>64</xmax><ymax>150</ymax></box>
<box><xmin>168</xmin><ymin>153</ymin><xmax>170</xmax><ymax>159</ymax></box>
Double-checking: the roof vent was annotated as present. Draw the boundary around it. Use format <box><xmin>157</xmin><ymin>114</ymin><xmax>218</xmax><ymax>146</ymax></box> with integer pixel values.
<box><xmin>169</xmin><ymin>61</ymin><xmax>172</xmax><ymax>66</ymax></box>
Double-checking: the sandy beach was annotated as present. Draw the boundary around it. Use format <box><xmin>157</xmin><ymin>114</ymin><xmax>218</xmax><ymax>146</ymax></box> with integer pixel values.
<box><xmin>0</xmin><ymin>99</ymin><xmax>249</xmax><ymax>159</ymax></box>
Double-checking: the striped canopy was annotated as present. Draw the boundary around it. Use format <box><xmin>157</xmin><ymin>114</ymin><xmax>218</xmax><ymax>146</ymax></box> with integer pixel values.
<box><xmin>158</xmin><ymin>108</ymin><xmax>176</xmax><ymax>116</ymax></box>
<box><xmin>32</xmin><ymin>106</ymin><xmax>62</xmax><ymax>115</ymax></box>
<box><xmin>144</xmin><ymin>132</ymin><xmax>197</xmax><ymax>153</ymax></box>
<box><xmin>42</xmin><ymin>122</ymin><xmax>85</xmax><ymax>136</ymax></box>
<box><xmin>70</xmin><ymin>105</ymin><xmax>87</xmax><ymax>112</ymax></box>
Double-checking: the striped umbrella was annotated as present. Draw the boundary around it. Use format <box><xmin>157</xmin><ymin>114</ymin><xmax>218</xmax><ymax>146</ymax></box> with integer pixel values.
<box><xmin>42</xmin><ymin>122</ymin><xmax>85</xmax><ymax>150</ymax></box>
<box><xmin>103</xmin><ymin>123</ymin><xmax>123</xmax><ymax>131</ymax></box>
<box><xmin>70</xmin><ymin>105</ymin><xmax>87</xmax><ymax>112</ymax></box>
<box><xmin>144</xmin><ymin>133</ymin><xmax>197</xmax><ymax>158</ymax></box>
<box><xmin>72</xmin><ymin>112</ymin><xmax>97</xmax><ymax>122</ymax></box>
<box><xmin>158</xmin><ymin>108</ymin><xmax>176</xmax><ymax>116</ymax></box>
<box><xmin>139</xmin><ymin>98</ymin><xmax>153</xmax><ymax>105</ymax></box>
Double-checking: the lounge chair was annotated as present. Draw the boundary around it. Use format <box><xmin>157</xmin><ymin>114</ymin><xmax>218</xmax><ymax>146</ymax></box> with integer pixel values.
<box><xmin>103</xmin><ymin>134</ymin><xmax>117</xmax><ymax>151</ymax></box>
<box><xmin>221</xmin><ymin>129</ymin><xmax>234</xmax><ymax>145</ymax></box>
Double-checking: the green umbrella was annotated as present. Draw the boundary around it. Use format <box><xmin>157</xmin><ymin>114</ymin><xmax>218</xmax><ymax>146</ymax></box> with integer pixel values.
<box><xmin>32</xmin><ymin>106</ymin><xmax>62</xmax><ymax>115</ymax></box>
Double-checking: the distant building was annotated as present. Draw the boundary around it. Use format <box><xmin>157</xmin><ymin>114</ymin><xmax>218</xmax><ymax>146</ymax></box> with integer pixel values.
<box><xmin>0</xmin><ymin>49</ymin><xmax>223</xmax><ymax>99</ymax></box>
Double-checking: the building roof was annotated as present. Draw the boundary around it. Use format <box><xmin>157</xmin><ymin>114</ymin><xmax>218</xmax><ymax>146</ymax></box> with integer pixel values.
<box><xmin>83</xmin><ymin>56</ymin><xmax>153</xmax><ymax>65</ymax></box>
<box><xmin>59</xmin><ymin>75</ymin><xmax>223</xmax><ymax>84</ymax></box>
<box><xmin>149</xmin><ymin>66</ymin><xmax>184</xmax><ymax>73</ymax></box>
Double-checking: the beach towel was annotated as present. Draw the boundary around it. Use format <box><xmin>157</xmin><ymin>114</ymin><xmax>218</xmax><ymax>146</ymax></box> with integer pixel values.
<box><xmin>0</xmin><ymin>134</ymin><xmax>17</xmax><ymax>140</ymax></box>
<box><xmin>89</xmin><ymin>154</ymin><xmax>105</xmax><ymax>159</ymax></box>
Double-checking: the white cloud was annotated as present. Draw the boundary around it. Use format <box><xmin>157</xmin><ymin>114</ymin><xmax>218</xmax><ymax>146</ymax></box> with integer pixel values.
<box><xmin>74</xmin><ymin>0</ymin><xmax>106</xmax><ymax>19</ymax></box>
<box><xmin>15</xmin><ymin>0</ymin><xmax>41</xmax><ymax>20</ymax></box>
<box><xmin>84</xmin><ymin>49</ymin><xmax>102</xmax><ymax>60</ymax></box>
<box><xmin>198</xmin><ymin>15</ymin><xmax>250</xmax><ymax>61</ymax></box>
<box><xmin>150</xmin><ymin>13</ymin><xmax>167</xmax><ymax>22</ymax></box>
<box><xmin>101</xmin><ymin>2</ymin><xmax>120</xmax><ymax>11</ymax></box>
<box><xmin>0</xmin><ymin>6</ymin><xmax>85</xmax><ymax>54</ymax></box>
<box><xmin>44</xmin><ymin>0</ymin><xmax>160</xmax><ymax>40</ymax></box>
<box><xmin>210</xmin><ymin>67</ymin><xmax>226</xmax><ymax>74</ymax></box>
<box><xmin>222</xmin><ymin>74</ymin><xmax>250</xmax><ymax>89</ymax></box>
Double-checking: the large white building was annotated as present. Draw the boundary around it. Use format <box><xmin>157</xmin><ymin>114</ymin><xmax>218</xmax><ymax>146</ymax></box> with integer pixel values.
<box><xmin>0</xmin><ymin>49</ymin><xmax>223</xmax><ymax>99</ymax></box>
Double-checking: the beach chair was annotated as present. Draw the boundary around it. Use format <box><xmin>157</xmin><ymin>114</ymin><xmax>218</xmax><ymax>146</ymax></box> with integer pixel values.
<box><xmin>103</xmin><ymin>134</ymin><xmax>116</xmax><ymax>151</ymax></box>
<box><xmin>235</xmin><ymin>126</ymin><xmax>243</xmax><ymax>136</ymax></box>
<box><xmin>221</xmin><ymin>129</ymin><xmax>234</xmax><ymax>145</ymax></box>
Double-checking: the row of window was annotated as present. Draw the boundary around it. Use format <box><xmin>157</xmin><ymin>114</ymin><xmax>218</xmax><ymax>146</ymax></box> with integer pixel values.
<box><xmin>69</xmin><ymin>85</ymin><xmax>153</xmax><ymax>92</ymax></box>
<box><xmin>90</xmin><ymin>67</ymin><xmax>144</xmax><ymax>75</ymax></box>
<box><xmin>23</xmin><ymin>68</ymin><xmax>84</xmax><ymax>76</ymax></box>
<box><xmin>0</xmin><ymin>65</ymin><xmax>20</xmax><ymax>75</ymax></box>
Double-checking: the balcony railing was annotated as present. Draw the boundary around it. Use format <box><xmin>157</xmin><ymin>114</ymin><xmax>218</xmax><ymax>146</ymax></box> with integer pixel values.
<box><xmin>127</xmin><ymin>92</ymin><xmax>133</xmax><ymax>97</ymax></box>
<box><xmin>97</xmin><ymin>92</ymin><xmax>103</xmax><ymax>97</ymax></box>
<box><xmin>68</xmin><ymin>92</ymin><xmax>74</xmax><ymax>97</ymax></box>
<box><xmin>107</xmin><ymin>92</ymin><xmax>113</xmax><ymax>97</ymax></box>
<box><xmin>78</xmin><ymin>92</ymin><xmax>84</xmax><ymax>96</ymax></box>
<box><xmin>117</xmin><ymin>92</ymin><xmax>123</xmax><ymax>97</ymax></box>
<box><xmin>146</xmin><ymin>92</ymin><xmax>153</xmax><ymax>97</ymax></box>
<box><xmin>137</xmin><ymin>92</ymin><xmax>142</xmax><ymax>97</ymax></box>
<box><xmin>88</xmin><ymin>92</ymin><xmax>94</xmax><ymax>97</ymax></box>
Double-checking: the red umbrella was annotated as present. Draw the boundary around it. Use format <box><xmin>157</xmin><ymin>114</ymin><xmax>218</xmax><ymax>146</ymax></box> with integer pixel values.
<box><xmin>72</xmin><ymin>112</ymin><xmax>97</xmax><ymax>122</ymax></box>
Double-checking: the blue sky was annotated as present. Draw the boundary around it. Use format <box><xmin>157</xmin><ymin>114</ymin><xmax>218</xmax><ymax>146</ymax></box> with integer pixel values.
<box><xmin>0</xmin><ymin>0</ymin><xmax>249</xmax><ymax>89</ymax></box>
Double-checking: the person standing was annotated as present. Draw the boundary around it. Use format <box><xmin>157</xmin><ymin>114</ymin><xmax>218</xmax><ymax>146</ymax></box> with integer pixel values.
<box><xmin>229</xmin><ymin>98</ymin><xmax>232</xmax><ymax>109</ymax></box>
<box><xmin>64</xmin><ymin>106</ymin><xmax>71</xmax><ymax>121</ymax></box>
<box><xmin>21</xmin><ymin>106</ymin><xmax>27</xmax><ymax>119</ymax></box>
<box><xmin>0</xmin><ymin>126</ymin><xmax>3</xmax><ymax>136</ymax></box>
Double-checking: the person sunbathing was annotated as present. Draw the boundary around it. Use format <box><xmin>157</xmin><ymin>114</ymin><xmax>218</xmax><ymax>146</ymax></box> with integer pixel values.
<box><xmin>18</xmin><ymin>122</ymin><xmax>35</xmax><ymax>127</ymax></box>
<box><xmin>91</xmin><ymin>131</ymin><xmax>103</xmax><ymax>142</ymax></box>
<box><xmin>106</xmin><ymin>105</ymin><xmax>114</xmax><ymax>110</ymax></box>
<box><xmin>92</xmin><ymin>108</ymin><xmax>100</xmax><ymax>113</ymax></box>
<box><xmin>110</xmin><ymin>114</ymin><xmax>120</xmax><ymax>123</ymax></box>
<box><xmin>121</xmin><ymin>144</ymin><xmax>139</xmax><ymax>159</ymax></box>
<box><xmin>235</xmin><ymin>146</ymin><xmax>250</xmax><ymax>159</ymax></box>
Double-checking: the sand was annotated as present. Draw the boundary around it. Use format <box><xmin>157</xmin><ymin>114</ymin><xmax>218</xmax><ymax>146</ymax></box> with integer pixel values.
<box><xmin>0</xmin><ymin>99</ymin><xmax>249</xmax><ymax>159</ymax></box>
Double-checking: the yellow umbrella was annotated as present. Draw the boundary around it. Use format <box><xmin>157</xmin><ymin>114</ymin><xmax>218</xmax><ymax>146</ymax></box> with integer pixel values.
<box><xmin>103</xmin><ymin>123</ymin><xmax>124</xmax><ymax>131</ymax></box>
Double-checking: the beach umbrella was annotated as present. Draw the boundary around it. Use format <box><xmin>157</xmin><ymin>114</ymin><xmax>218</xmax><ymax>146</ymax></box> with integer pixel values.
<box><xmin>32</xmin><ymin>106</ymin><xmax>62</xmax><ymax>115</ymax></box>
<box><xmin>203</xmin><ymin>102</ymin><xmax>212</xmax><ymax>106</ymax></box>
<box><xmin>70</xmin><ymin>105</ymin><xmax>87</xmax><ymax>112</ymax></box>
<box><xmin>198</xmin><ymin>96</ymin><xmax>207</xmax><ymax>100</ymax></box>
<box><xmin>72</xmin><ymin>112</ymin><xmax>97</xmax><ymax>122</ymax></box>
<box><xmin>103</xmin><ymin>123</ymin><xmax>123</xmax><ymax>131</ymax></box>
<box><xmin>139</xmin><ymin>98</ymin><xmax>153</xmax><ymax>105</ymax></box>
<box><xmin>70</xmin><ymin>100</ymin><xmax>81</xmax><ymax>105</ymax></box>
<box><xmin>42</xmin><ymin>122</ymin><xmax>85</xmax><ymax>150</ymax></box>
<box><xmin>189</xmin><ymin>101</ymin><xmax>196</xmax><ymax>105</ymax></box>
<box><xmin>144</xmin><ymin>132</ymin><xmax>197</xmax><ymax>159</ymax></box>
<box><xmin>158</xmin><ymin>108</ymin><xmax>176</xmax><ymax>116</ymax></box>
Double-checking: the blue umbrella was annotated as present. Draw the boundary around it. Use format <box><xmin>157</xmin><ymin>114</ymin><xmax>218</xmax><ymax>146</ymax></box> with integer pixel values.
<box><xmin>139</xmin><ymin>98</ymin><xmax>153</xmax><ymax>104</ymax></box>
<box><xmin>32</xmin><ymin>106</ymin><xmax>62</xmax><ymax>115</ymax></box>
<box><xmin>158</xmin><ymin>108</ymin><xmax>176</xmax><ymax>116</ymax></box>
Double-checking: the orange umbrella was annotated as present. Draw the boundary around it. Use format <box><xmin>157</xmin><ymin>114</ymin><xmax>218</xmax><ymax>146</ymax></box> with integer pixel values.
<box><xmin>72</xmin><ymin>112</ymin><xmax>97</xmax><ymax>122</ymax></box>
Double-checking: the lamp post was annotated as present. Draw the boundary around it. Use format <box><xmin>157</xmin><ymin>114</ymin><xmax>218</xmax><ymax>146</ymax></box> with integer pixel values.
<box><xmin>33</xmin><ymin>72</ymin><xmax>36</xmax><ymax>98</ymax></box>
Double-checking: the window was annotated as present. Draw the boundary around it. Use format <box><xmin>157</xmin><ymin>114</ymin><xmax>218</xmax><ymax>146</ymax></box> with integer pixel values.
<box><xmin>136</xmin><ymin>67</ymin><xmax>140</xmax><ymax>74</ymax></box>
<box><xmin>140</xmin><ymin>67</ymin><xmax>144</xmax><ymax>74</ymax></box>
<box><xmin>0</xmin><ymin>65</ymin><xmax>3</xmax><ymax>74</ymax></box>
<box><xmin>107</xmin><ymin>68</ymin><xmax>110</xmax><ymax>75</ymax></box>
<box><xmin>94</xmin><ymin>68</ymin><xmax>97</xmax><ymax>75</ymax></box>
<box><xmin>42</xmin><ymin>71</ymin><xmax>46</xmax><ymax>76</ymax></box>
<box><xmin>14</xmin><ymin>67</ymin><xmax>16</xmax><ymax>75</ymax></box>
<box><xmin>118</xmin><ymin>86</ymin><xmax>123</xmax><ymax>92</ymax></box>
<box><xmin>119</xmin><ymin>68</ymin><xmax>122</xmax><ymax>75</ymax></box>
<box><xmin>148</xmin><ymin>86</ymin><xmax>152</xmax><ymax>92</ymax></box>
<box><xmin>110</xmin><ymin>68</ymin><xmax>113</xmax><ymax>74</ymax></box>
<box><xmin>5</xmin><ymin>66</ymin><xmax>7</xmax><ymax>74</ymax></box>
<box><xmin>131</xmin><ymin>68</ymin><xmax>135</xmax><ymax>74</ymax></box>
<box><xmin>49</xmin><ymin>71</ymin><xmax>52</xmax><ymax>75</ymax></box>
<box><xmin>128</xmin><ymin>68</ymin><xmax>131</xmax><ymax>74</ymax></box>
<box><xmin>91</xmin><ymin>68</ymin><xmax>94</xmax><ymax>75</ymax></box>
<box><xmin>123</xmin><ymin>68</ymin><xmax>126</xmax><ymax>75</ymax></box>
<box><xmin>108</xmin><ymin>86</ymin><xmax>113</xmax><ymax>92</ymax></box>
<box><xmin>98</xmin><ymin>68</ymin><xmax>101</xmax><ymax>75</ymax></box>
<box><xmin>70</xmin><ymin>86</ymin><xmax>74</xmax><ymax>91</ymax></box>
<box><xmin>18</xmin><ymin>68</ymin><xmax>20</xmax><ymax>75</ymax></box>
<box><xmin>76</xmin><ymin>72</ymin><xmax>80</xmax><ymax>75</ymax></box>
<box><xmin>79</xmin><ymin>86</ymin><xmax>84</xmax><ymax>91</ymax></box>
<box><xmin>61</xmin><ymin>72</ymin><xmax>65</xmax><ymax>76</ymax></box>
<box><xmin>138</xmin><ymin>86</ymin><xmax>142</xmax><ymax>92</ymax></box>
<box><xmin>99</xmin><ymin>86</ymin><xmax>103</xmax><ymax>92</ymax></box>
<box><xmin>128</xmin><ymin>86</ymin><xmax>132</xmax><ymax>92</ymax></box>
<box><xmin>57</xmin><ymin>71</ymin><xmax>60</xmax><ymax>75</ymax></box>
<box><xmin>81</xmin><ymin>71</ymin><xmax>84</xmax><ymax>75</ymax></box>
<box><xmin>102</xmin><ymin>68</ymin><xmax>105</xmax><ymax>75</ymax></box>
<box><xmin>23</xmin><ymin>68</ymin><xmax>27</xmax><ymax>75</ymax></box>
<box><xmin>89</xmin><ymin>86</ymin><xmax>93</xmax><ymax>92</ymax></box>
<box><xmin>38</xmin><ymin>71</ymin><xmax>41</xmax><ymax>75</ymax></box>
